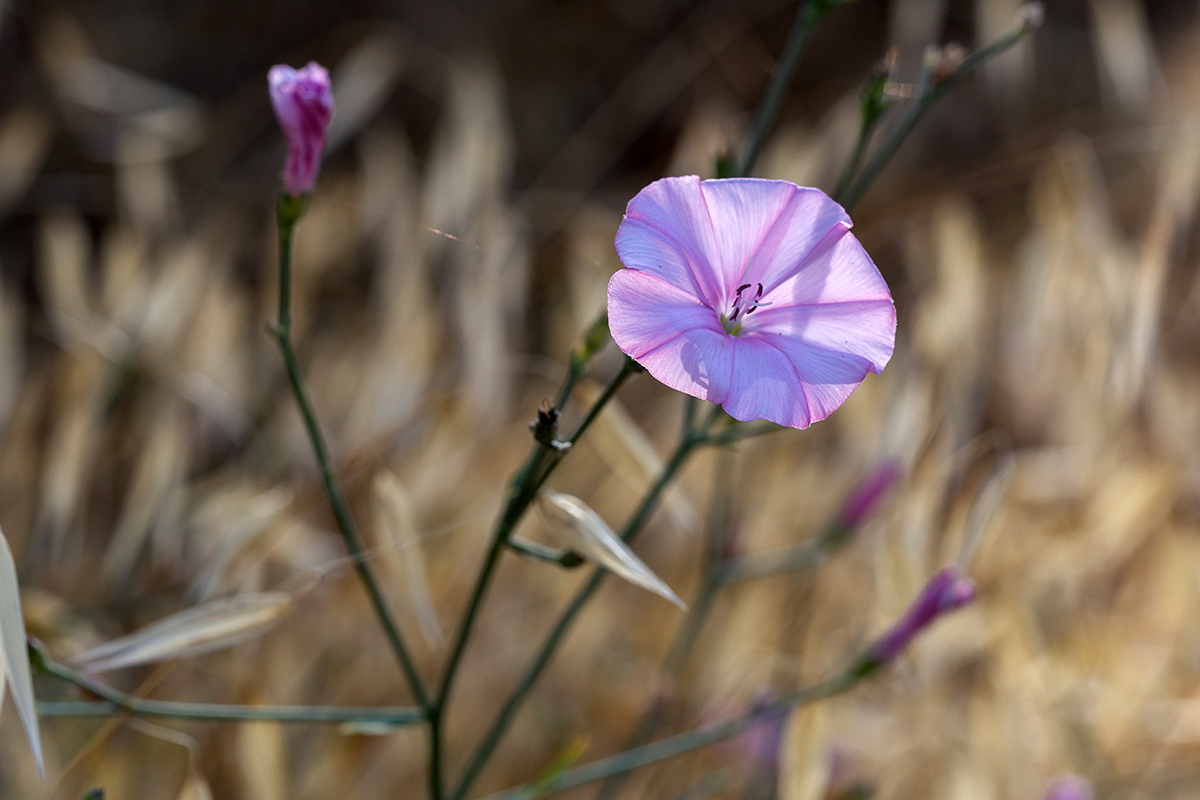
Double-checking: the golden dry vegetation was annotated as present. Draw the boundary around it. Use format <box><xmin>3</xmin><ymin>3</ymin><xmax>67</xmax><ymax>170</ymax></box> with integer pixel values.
<box><xmin>0</xmin><ymin>0</ymin><xmax>1199</xmax><ymax>798</ymax></box>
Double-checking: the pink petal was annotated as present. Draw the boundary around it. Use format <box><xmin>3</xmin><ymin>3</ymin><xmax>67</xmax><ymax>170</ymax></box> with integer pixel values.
<box><xmin>268</xmin><ymin>62</ymin><xmax>335</xmax><ymax>196</ymax></box>
<box><xmin>721</xmin><ymin>338</ymin><xmax>811</xmax><ymax>428</ymax></box>
<box><xmin>636</xmin><ymin>328</ymin><xmax>735</xmax><ymax>405</ymax></box>
<box><xmin>608</xmin><ymin>269</ymin><xmax>723</xmax><ymax>359</ymax></box>
<box><xmin>618</xmin><ymin>176</ymin><xmax>726</xmax><ymax>308</ymax></box>
<box><xmin>614</xmin><ymin>217</ymin><xmax>708</xmax><ymax>300</ymax></box>
<box><xmin>750</xmin><ymin>299</ymin><xmax>896</xmax><ymax>374</ymax></box>
<box><xmin>705</xmin><ymin>180</ymin><xmax>851</xmax><ymax>294</ymax></box>
<box><xmin>747</xmin><ymin>333</ymin><xmax>872</xmax><ymax>424</ymax></box>
<box><xmin>757</xmin><ymin>226</ymin><xmax>891</xmax><ymax>310</ymax></box>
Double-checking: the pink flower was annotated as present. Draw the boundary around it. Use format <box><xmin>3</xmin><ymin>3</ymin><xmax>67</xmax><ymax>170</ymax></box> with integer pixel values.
<box><xmin>268</xmin><ymin>62</ymin><xmax>335</xmax><ymax>196</ymax></box>
<box><xmin>1044</xmin><ymin>775</ymin><xmax>1093</xmax><ymax>800</ymax></box>
<box><xmin>607</xmin><ymin>176</ymin><xmax>895</xmax><ymax>429</ymax></box>
<box><xmin>839</xmin><ymin>460</ymin><xmax>902</xmax><ymax>529</ymax></box>
<box><xmin>868</xmin><ymin>566</ymin><xmax>976</xmax><ymax>665</ymax></box>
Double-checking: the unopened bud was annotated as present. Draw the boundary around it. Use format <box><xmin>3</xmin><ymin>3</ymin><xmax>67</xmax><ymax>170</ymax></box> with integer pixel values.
<box><xmin>1018</xmin><ymin>2</ymin><xmax>1045</xmax><ymax>32</ymax></box>
<box><xmin>864</xmin><ymin>566</ymin><xmax>977</xmax><ymax>667</ymax></box>
<box><xmin>572</xmin><ymin>313</ymin><xmax>610</xmax><ymax>367</ymax></box>
<box><xmin>860</xmin><ymin>47</ymin><xmax>900</xmax><ymax>127</ymax></box>
<box><xmin>268</xmin><ymin>62</ymin><xmax>335</xmax><ymax>197</ymax></box>
<box><xmin>838</xmin><ymin>460</ymin><xmax>901</xmax><ymax>529</ymax></box>
<box><xmin>1044</xmin><ymin>775</ymin><xmax>1092</xmax><ymax>800</ymax></box>
<box><xmin>933</xmin><ymin>42</ymin><xmax>968</xmax><ymax>85</ymax></box>
<box><xmin>529</xmin><ymin>399</ymin><xmax>563</xmax><ymax>450</ymax></box>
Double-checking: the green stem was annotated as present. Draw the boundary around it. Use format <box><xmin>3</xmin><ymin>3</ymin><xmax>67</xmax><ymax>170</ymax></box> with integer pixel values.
<box><xmin>483</xmin><ymin>671</ymin><xmax>860</xmax><ymax>800</ymax></box>
<box><xmin>36</xmin><ymin>656</ymin><xmax>424</xmax><ymax>725</ymax></box>
<box><xmin>714</xmin><ymin>524</ymin><xmax>849</xmax><ymax>584</ymax></box>
<box><xmin>36</xmin><ymin>701</ymin><xmax>424</xmax><ymax>725</ymax></box>
<box><xmin>451</xmin><ymin>432</ymin><xmax>702</xmax><ymax>800</ymax></box>
<box><xmin>565</xmin><ymin>357</ymin><xmax>638</xmax><ymax>446</ymax></box>
<box><xmin>831</xmin><ymin>115</ymin><xmax>877</xmax><ymax>204</ymax></box>
<box><xmin>271</xmin><ymin>198</ymin><xmax>431</xmax><ymax>711</ymax></box>
<box><xmin>507</xmin><ymin>537</ymin><xmax>582</xmax><ymax>568</ymax></box>
<box><xmin>434</xmin><ymin>354</ymin><xmax>634</xmax><ymax>798</ymax></box>
<box><xmin>735</xmin><ymin>0</ymin><xmax>820</xmax><ymax>177</ymax></box>
<box><xmin>596</xmin><ymin>445</ymin><xmax>736</xmax><ymax>800</ymax></box>
<box><xmin>838</xmin><ymin>18</ymin><xmax>1039</xmax><ymax>212</ymax></box>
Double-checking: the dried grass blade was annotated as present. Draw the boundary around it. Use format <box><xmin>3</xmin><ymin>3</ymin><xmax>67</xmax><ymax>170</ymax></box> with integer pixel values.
<box><xmin>371</xmin><ymin>470</ymin><xmax>444</xmax><ymax>647</ymax></box>
<box><xmin>0</xmin><ymin>528</ymin><xmax>43</xmax><ymax>775</ymax></box>
<box><xmin>69</xmin><ymin>591</ymin><xmax>296</xmax><ymax>672</ymax></box>
<box><xmin>537</xmin><ymin>491</ymin><xmax>686</xmax><ymax>610</ymax></box>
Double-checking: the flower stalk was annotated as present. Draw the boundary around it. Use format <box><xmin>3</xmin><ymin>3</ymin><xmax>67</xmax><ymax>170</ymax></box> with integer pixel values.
<box><xmin>270</xmin><ymin>199</ymin><xmax>432</xmax><ymax>712</ymax></box>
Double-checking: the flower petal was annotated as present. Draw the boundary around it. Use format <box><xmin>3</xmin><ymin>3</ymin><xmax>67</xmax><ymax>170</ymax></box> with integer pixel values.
<box><xmin>751</xmin><ymin>299</ymin><xmax>896</xmax><ymax>374</ymax></box>
<box><xmin>721</xmin><ymin>337</ymin><xmax>811</xmax><ymax>428</ymax></box>
<box><xmin>608</xmin><ymin>269</ymin><xmax>723</xmax><ymax>359</ymax></box>
<box><xmin>617</xmin><ymin>176</ymin><xmax>726</xmax><ymax>307</ymax></box>
<box><xmin>748</xmin><ymin>333</ymin><xmax>872</xmax><ymax>424</ymax></box>
<box><xmin>756</xmin><ymin>225</ymin><xmax>891</xmax><ymax>310</ymax></box>
<box><xmin>704</xmin><ymin>179</ymin><xmax>850</xmax><ymax>294</ymax></box>
<box><xmin>636</xmin><ymin>328</ymin><xmax>735</xmax><ymax>405</ymax></box>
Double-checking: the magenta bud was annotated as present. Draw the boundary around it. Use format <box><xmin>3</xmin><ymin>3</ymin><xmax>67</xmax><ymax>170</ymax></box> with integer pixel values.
<box><xmin>868</xmin><ymin>566</ymin><xmax>976</xmax><ymax>665</ymax></box>
<box><xmin>1044</xmin><ymin>775</ymin><xmax>1092</xmax><ymax>800</ymax></box>
<box><xmin>839</xmin><ymin>460</ymin><xmax>901</xmax><ymax>529</ymax></box>
<box><xmin>268</xmin><ymin>62</ymin><xmax>335</xmax><ymax>197</ymax></box>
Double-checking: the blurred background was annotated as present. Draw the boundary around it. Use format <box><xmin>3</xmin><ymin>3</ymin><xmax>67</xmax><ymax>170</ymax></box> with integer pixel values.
<box><xmin>1</xmin><ymin>0</ymin><xmax>1199</xmax><ymax>797</ymax></box>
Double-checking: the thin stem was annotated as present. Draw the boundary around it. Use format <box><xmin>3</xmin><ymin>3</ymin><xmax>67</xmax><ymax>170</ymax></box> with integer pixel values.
<box><xmin>451</xmin><ymin>435</ymin><xmax>701</xmax><ymax>800</ymax></box>
<box><xmin>482</xmin><ymin>671</ymin><xmax>860</xmax><ymax>800</ymax></box>
<box><xmin>839</xmin><ymin>17</ymin><xmax>1039</xmax><ymax>212</ymax></box>
<box><xmin>831</xmin><ymin>116</ymin><xmax>876</xmax><ymax>204</ymax></box>
<box><xmin>714</xmin><ymin>525</ymin><xmax>849</xmax><ymax>584</ymax></box>
<box><xmin>507</xmin><ymin>537</ymin><xmax>581</xmax><ymax>567</ymax></box>
<box><xmin>438</xmin><ymin>358</ymin><xmax>637</xmax><ymax>710</ymax></box>
<box><xmin>434</xmin><ymin>355</ymin><xmax>633</xmax><ymax>798</ymax></box>
<box><xmin>437</xmin><ymin>446</ymin><xmax>552</xmax><ymax>706</ymax></box>
<box><xmin>271</xmin><ymin>200</ymin><xmax>430</xmax><ymax>711</ymax></box>
<box><xmin>566</xmin><ymin>357</ymin><xmax>638</xmax><ymax>446</ymax></box>
<box><xmin>735</xmin><ymin>0</ymin><xmax>819</xmax><ymax>177</ymax></box>
<box><xmin>36</xmin><ymin>701</ymin><xmax>424</xmax><ymax>725</ymax></box>
<box><xmin>36</xmin><ymin>656</ymin><xmax>424</xmax><ymax>726</ymax></box>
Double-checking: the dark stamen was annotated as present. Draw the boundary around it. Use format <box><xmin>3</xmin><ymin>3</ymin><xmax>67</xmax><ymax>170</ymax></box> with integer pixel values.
<box><xmin>755</xmin><ymin>283</ymin><xmax>764</xmax><ymax>299</ymax></box>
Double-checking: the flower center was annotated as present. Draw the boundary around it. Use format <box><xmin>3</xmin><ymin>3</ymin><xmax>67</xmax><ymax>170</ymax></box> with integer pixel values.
<box><xmin>720</xmin><ymin>282</ymin><xmax>771</xmax><ymax>335</ymax></box>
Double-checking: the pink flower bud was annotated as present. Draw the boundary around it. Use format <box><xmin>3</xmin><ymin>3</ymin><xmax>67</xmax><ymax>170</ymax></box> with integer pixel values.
<box><xmin>868</xmin><ymin>566</ymin><xmax>976</xmax><ymax>665</ymax></box>
<box><xmin>268</xmin><ymin>62</ymin><xmax>335</xmax><ymax>196</ymax></box>
<box><xmin>838</xmin><ymin>460</ymin><xmax>901</xmax><ymax>529</ymax></box>
<box><xmin>1044</xmin><ymin>775</ymin><xmax>1092</xmax><ymax>800</ymax></box>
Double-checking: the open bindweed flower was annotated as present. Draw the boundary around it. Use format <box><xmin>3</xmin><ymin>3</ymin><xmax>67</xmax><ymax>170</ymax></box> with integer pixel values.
<box><xmin>268</xmin><ymin>62</ymin><xmax>335</xmax><ymax>196</ymax></box>
<box><xmin>608</xmin><ymin>176</ymin><xmax>895</xmax><ymax>428</ymax></box>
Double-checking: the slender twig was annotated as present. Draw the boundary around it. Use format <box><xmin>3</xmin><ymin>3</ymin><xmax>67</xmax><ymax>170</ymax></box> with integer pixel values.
<box><xmin>735</xmin><ymin>0</ymin><xmax>823</xmax><ymax>177</ymax></box>
<box><xmin>434</xmin><ymin>350</ymin><xmax>634</xmax><ymax>797</ymax></box>
<box><xmin>565</xmin><ymin>357</ymin><xmax>639</xmax><ymax>446</ymax></box>
<box><xmin>507</xmin><ymin>537</ymin><xmax>582</xmax><ymax>568</ymax></box>
<box><xmin>36</xmin><ymin>701</ymin><xmax>424</xmax><ymax>725</ymax></box>
<box><xmin>839</xmin><ymin>14</ymin><xmax>1041</xmax><ymax>211</ymax></box>
<box><xmin>714</xmin><ymin>525</ymin><xmax>850</xmax><ymax>584</ymax></box>
<box><xmin>596</xmin><ymin>448</ymin><xmax>735</xmax><ymax>800</ymax></box>
<box><xmin>832</xmin><ymin>118</ymin><xmax>877</xmax><ymax>203</ymax></box>
<box><xmin>437</xmin><ymin>359</ymin><xmax>637</xmax><ymax>711</ymax></box>
<box><xmin>451</xmin><ymin>413</ymin><xmax>713</xmax><ymax>800</ymax></box>
<box><xmin>703</xmin><ymin>420</ymin><xmax>780</xmax><ymax>447</ymax></box>
<box><xmin>270</xmin><ymin>197</ymin><xmax>431</xmax><ymax>713</ymax></box>
<box><xmin>482</xmin><ymin>670</ymin><xmax>860</xmax><ymax>800</ymax></box>
<box><xmin>35</xmin><ymin>654</ymin><xmax>424</xmax><ymax>725</ymax></box>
